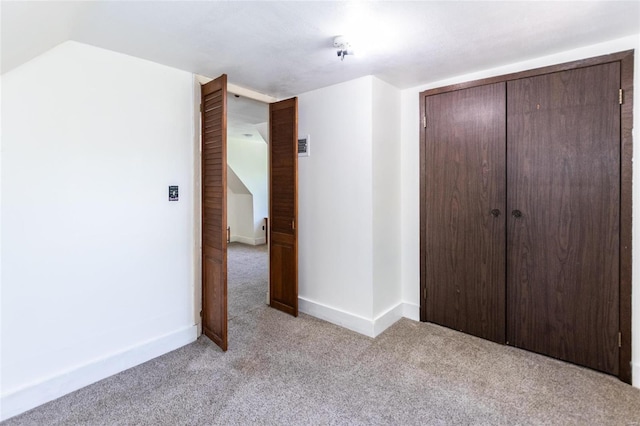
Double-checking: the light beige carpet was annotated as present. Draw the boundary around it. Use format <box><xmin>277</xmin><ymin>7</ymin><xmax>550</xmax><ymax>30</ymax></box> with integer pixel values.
<box><xmin>4</xmin><ymin>243</ymin><xmax>640</xmax><ymax>425</ymax></box>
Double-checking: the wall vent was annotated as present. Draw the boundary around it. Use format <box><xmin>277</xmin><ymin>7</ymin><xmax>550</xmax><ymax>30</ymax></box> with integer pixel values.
<box><xmin>298</xmin><ymin>135</ymin><xmax>310</xmax><ymax>157</ymax></box>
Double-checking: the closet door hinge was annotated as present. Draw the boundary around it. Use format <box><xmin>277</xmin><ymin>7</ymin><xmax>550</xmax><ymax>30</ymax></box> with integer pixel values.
<box><xmin>619</xmin><ymin>331</ymin><xmax>622</xmax><ymax>347</ymax></box>
<box><xmin>423</xmin><ymin>116</ymin><xmax>427</xmax><ymax>128</ymax></box>
<box><xmin>619</xmin><ymin>89</ymin><xmax>623</xmax><ymax>105</ymax></box>
<box><xmin>423</xmin><ymin>287</ymin><xmax>427</xmax><ymax>300</ymax></box>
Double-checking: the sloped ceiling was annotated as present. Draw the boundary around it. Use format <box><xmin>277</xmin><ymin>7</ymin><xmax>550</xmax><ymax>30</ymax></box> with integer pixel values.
<box><xmin>2</xmin><ymin>1</ymin><xmax>639</xmax><ymax>98</ymax></box>
<box><xmin>227</xmin><ymin>166</ymin><xmax>251</xmax><ymax>195</ymax></box>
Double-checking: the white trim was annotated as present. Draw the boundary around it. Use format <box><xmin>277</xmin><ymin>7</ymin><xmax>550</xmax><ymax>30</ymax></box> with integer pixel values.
<box><xmin>194</xmin><ymin>74</ymin><xmax>277</xmax><ymax>103</ymax></box>
<box><xmin>194</xmin><ymin>73</ymin><xmax>211</xmax><ymax>85</ymax></box>
<box><xmin>402</xmin><ymin>302</ymin><xmax>420</xmax><ymax>322</ymax></box>
<box><xmin>372</xmin><ymin>303</ymin><xmax>404</xmax><ymax>336</ymax></box>
<box><xmin>0</xmin><ymin>325</ymin><xmax>198</xmax><ymax>422</ymax></box>
<box><xmin>633</xmin><ymin>362</ymin><xmax>640</xmax><ymax>389</ymax></box>
<box><xmin>229</xmin><ymin>235</ymin><xmax>266</xmax><ymax>246</ymax></box>
<box><xmin>228</xmin><ymin>83</ymin><xmax>278</xmax><ymax>103</ymax></box>
<box><xmin>299</xmin><ymin>298</ymin><xmax>411</xmax><ymax>338</ymax></box>
<box><xmin>193</xmin><ymin>75</ymin><xmax>203</xmax><ymax>330</ymax></box>
<box><xmin>299</xmin><ymin>297</ymin><xmax>377</xmax><ymax>337</ymax></box>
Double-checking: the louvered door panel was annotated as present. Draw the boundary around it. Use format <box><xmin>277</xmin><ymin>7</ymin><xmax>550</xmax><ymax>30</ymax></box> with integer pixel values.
<box><xmin>269</xmin><ymin>98</ymin><xmax>298</xmax><ymax>316</ymax></box>
<box><xmin>201</xmin><ymin>75</ymin><xmax>227</xmax><ymax>351</ymax></box>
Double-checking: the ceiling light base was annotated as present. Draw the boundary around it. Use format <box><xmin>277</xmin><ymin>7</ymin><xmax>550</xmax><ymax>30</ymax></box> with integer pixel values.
<box><xmin>333</xmin><ymin>36</ymin><xmax>355</xmax><ymax>61</ymax></box>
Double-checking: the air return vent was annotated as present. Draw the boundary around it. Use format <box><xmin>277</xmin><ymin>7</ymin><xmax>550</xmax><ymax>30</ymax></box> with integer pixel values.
<box><xmin>298</xmin><ymin>135</ymin><xmax>310</xmax><ymax>157</ymax></box>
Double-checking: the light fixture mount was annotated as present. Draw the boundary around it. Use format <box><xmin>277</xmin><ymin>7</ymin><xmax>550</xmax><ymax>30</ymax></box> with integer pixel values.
<box><xmin>333</xmin><ymin>36</ymin><xmax>354</xmax><ymax>61</ymax></box>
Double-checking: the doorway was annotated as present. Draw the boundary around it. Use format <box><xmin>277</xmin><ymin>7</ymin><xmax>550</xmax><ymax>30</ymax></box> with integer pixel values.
<box><xmin>197</xmin><ymin>75</ymin><xmax>299</xmax><ymax>352</ymax></box>
<box><xmin>226</xmin><ymin>93</ymin><xmax>269</xmax><ymax>320</ymax></box>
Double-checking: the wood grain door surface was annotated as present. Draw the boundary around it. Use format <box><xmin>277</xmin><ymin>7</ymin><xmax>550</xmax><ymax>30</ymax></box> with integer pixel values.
<box><xmin>269</xmin><ymin>98</ymin><xmax>298</xmax><ymax>316</ymax></box>
<box><xmin>506</xmin><ymin>63</ymin><xmax>621</xmax><ymax>374</ymax></box>
<box><xmin>201</xmin><ymin>75</ymin><xmax>228</xmax><ymax>351</ymax></box>
<box><xmin>424</xmin><ymin>83</ymin><xmax>507</xmax><ymax>344</ymax></box>
<box><xmin>423</xmin><ymin>63</ymin><xmax>622</xmax><ymax>376</ymax></box>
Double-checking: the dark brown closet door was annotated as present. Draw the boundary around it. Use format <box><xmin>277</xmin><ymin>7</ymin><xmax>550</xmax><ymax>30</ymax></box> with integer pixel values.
<box><xmin>201</xmin><ymin>75</ymin><xmax>228</xmax><ymax>351</ymax></box>
<box><xmin>507</xmin><ymin>63</ymin><xmax>620</xmax><ymax>374</ymax></box>
<box><xmin>269</xmin><ymin>97</ymin><xmax>298</xmax><ymax>316</ymax></box>
<box><xmin>424</xmin><ymin>83</ymin><xmax>506</xmax><ymax>343</ymax></box>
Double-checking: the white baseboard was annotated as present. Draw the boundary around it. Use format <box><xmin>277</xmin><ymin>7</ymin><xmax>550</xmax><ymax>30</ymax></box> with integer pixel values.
<box><xmin>299</xmin><ymin>297</ymin><xmax>377</xmax><ymax>337</ymax></box>
<box><xmin>402</xmin><ymin>302</ymin><xmax>420</xmax><ymax>321</ymax></box>
<box><xmin>0</xmin><ymin>325</ymin><xmax>198</xmax><ymax>422</ymax></box>
<box><xmin>299</xmin><ymin>298</ymin><xmax>414</xmax><ymax>338</ymax></box>
<box><xmin>373</xmin><ymin>304</ymin><xmax>404</xmax><ymax>336</ymax></box>
<box><xmin>229</xmin><ymin>236</ymin><xmax>265</xmax><ymax>246</ymax></box>
<box><xmin>633</xmin><ymin>362</ymin><xmax>640</xmax><ymax>389</ymax></box>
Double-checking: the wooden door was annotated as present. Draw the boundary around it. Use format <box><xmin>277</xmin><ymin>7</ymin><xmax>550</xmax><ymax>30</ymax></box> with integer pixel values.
<box><xmin>201</xmin><ymin>75</ymin><xmax>228</xmax><ymax>350</ymax></box>
<box><xmin>269</xmin><ymin>98</ymin><xmax>298</xmax><ymax>316</ymax></box>
<box><xmin>507</xmin><ymin>63</ymin><xmax>620</xmax><ymax>374</ymax></box>
<box><xmin>423</xmin><ymin>83</ymin><xmax>506</xmax><ymax>343</ymax></box>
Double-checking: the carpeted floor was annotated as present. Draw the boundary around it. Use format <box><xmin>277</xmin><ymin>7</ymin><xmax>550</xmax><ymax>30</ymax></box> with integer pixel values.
<box><xmin>227</xmin><ymin>242</ymin><xmax>268</xmax><ymax>320</ymax></box>
<box><xmin>4</xmin><ymin>242</ymin><xmax>640</xmax><ymax>425</ymax></box>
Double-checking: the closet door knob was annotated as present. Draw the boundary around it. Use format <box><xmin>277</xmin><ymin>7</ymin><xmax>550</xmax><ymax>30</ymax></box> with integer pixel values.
<box><xmin>490</xmin><ymin>209</ymin><xmax>501</xmax><ymax>217</ymax></box>
<box><xmin>512</xmin><ymin>210</ymin><xmax>523</xmax><ymax>218</ymax></box>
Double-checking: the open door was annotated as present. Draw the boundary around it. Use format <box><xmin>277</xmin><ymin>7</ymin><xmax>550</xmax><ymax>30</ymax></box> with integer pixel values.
<box><xmin>269</xmin><ymin>98</ymin><xmax>298</xmax><ymax>316</ymax></box>
<box><xmin>201</xmin><ymin>74</ymin><xmax>228</xmax><ymax>350</ymax></box>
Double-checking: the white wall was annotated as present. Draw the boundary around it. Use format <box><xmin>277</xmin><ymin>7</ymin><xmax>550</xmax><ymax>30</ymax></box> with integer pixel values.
<box><xmin>399</xmin><ymin>34</ymin><xmax>640</xmax><ymax>386</ymax></box>
<box><xmin>227</xmin><ymin>166</ymin><xmax>255</xmax><ymax>244</ymax></box>
<box><xmin>227</xmin><ymin>136</ymin><xmax>268</xmax><ymax>244</ymax></box>
<box><xmin>298</xmin><ymin>76</ymin><xmax>375</xmax><ymax>326</ymax></box>
<box><xmin>1</xmin><ymin>41</ymin><xmax>197</xmax><ymax>419</ymax></box>
<box><xmin>372</xmin><ymin>78</ymin><xmax>402</xmax><ymax>322</ymax></box>
<box><xmin>297</xmin><ymin>76</ymin><xmax>403</xmax><ymax>336</ymax></box>
<box><xmin>227</xmin><ymin>190</ymin><xmax>255</xmax><ymax>244</ymax></box>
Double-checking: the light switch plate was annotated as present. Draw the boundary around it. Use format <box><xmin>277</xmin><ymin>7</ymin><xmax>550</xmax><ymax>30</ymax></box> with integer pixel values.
<box><xmin>169</xmin><ymin>185</ymin><xmax>179</xmax><ymax>201</ymax></box>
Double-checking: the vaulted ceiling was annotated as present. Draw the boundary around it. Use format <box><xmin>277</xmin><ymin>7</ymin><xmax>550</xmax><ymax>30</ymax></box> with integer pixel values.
<box><xmin>2</xmin><ymin>1</ymin><xmax>639</xmax><ymax>98</ymax></box>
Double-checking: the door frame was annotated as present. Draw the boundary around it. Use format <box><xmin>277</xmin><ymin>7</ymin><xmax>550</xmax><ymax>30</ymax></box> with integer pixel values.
<box><xmin>419</xmin><ymin>50</ymin><xmax>634</xmax><ymax>384</ymax></box>
<box><xmin>194</xmin><ymin>75</ymin><xmax>278</xmax><ymax>341</ymax></box>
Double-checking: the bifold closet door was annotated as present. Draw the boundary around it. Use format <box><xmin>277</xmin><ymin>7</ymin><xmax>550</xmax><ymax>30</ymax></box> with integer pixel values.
<box><xmin>269</xmin><ymin>97</ymin><xmax>299</xmax><ymax>317</ymax></box>
<box><xmin>506</xmin><ymin>63</ymin><xmax>620</xmax><ymax>375</ymax></box>
<box><xmin>424</xmin><ymin>83</ymin><xmax>506</xmax><ymax>344</ymax></box>
<box><xmin>201</xmin><ymin>74</ymin><xmax>228</xmax><ymax>351</ymax></box>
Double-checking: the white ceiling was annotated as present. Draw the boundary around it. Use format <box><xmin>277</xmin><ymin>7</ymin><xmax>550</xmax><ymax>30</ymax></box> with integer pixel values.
<box><xmin>2</xmin><ymin>1</ymin><xmax>639</xmax><ymax>98</ymax></box>
<box><xmin>228</xmin><ymin>93</ymin><xmax>268</xmax><ymax>143</ymax></box>
<box><xmin>228</xmin><ymin>94</ymin><xmax>267</xmax><ymax>125</ymax></box>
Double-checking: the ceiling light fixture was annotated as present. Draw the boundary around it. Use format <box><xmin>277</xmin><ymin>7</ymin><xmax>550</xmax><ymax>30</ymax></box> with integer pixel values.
<box><xmin>333</xmin><ymin>36</ymin><xmax>355</xmax><ymax>61</ymax></box>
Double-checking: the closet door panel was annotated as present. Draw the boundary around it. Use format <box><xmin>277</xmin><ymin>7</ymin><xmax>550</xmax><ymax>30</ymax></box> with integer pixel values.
<box><xmin>506</xmin><ymin>63</ymin><xmax>620</xmax><ymax>375</ymax></box>
<box><xmin>424</xmin><ymin>83</ymin><xmax>506</xmax><ymax>343</ymax></box>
